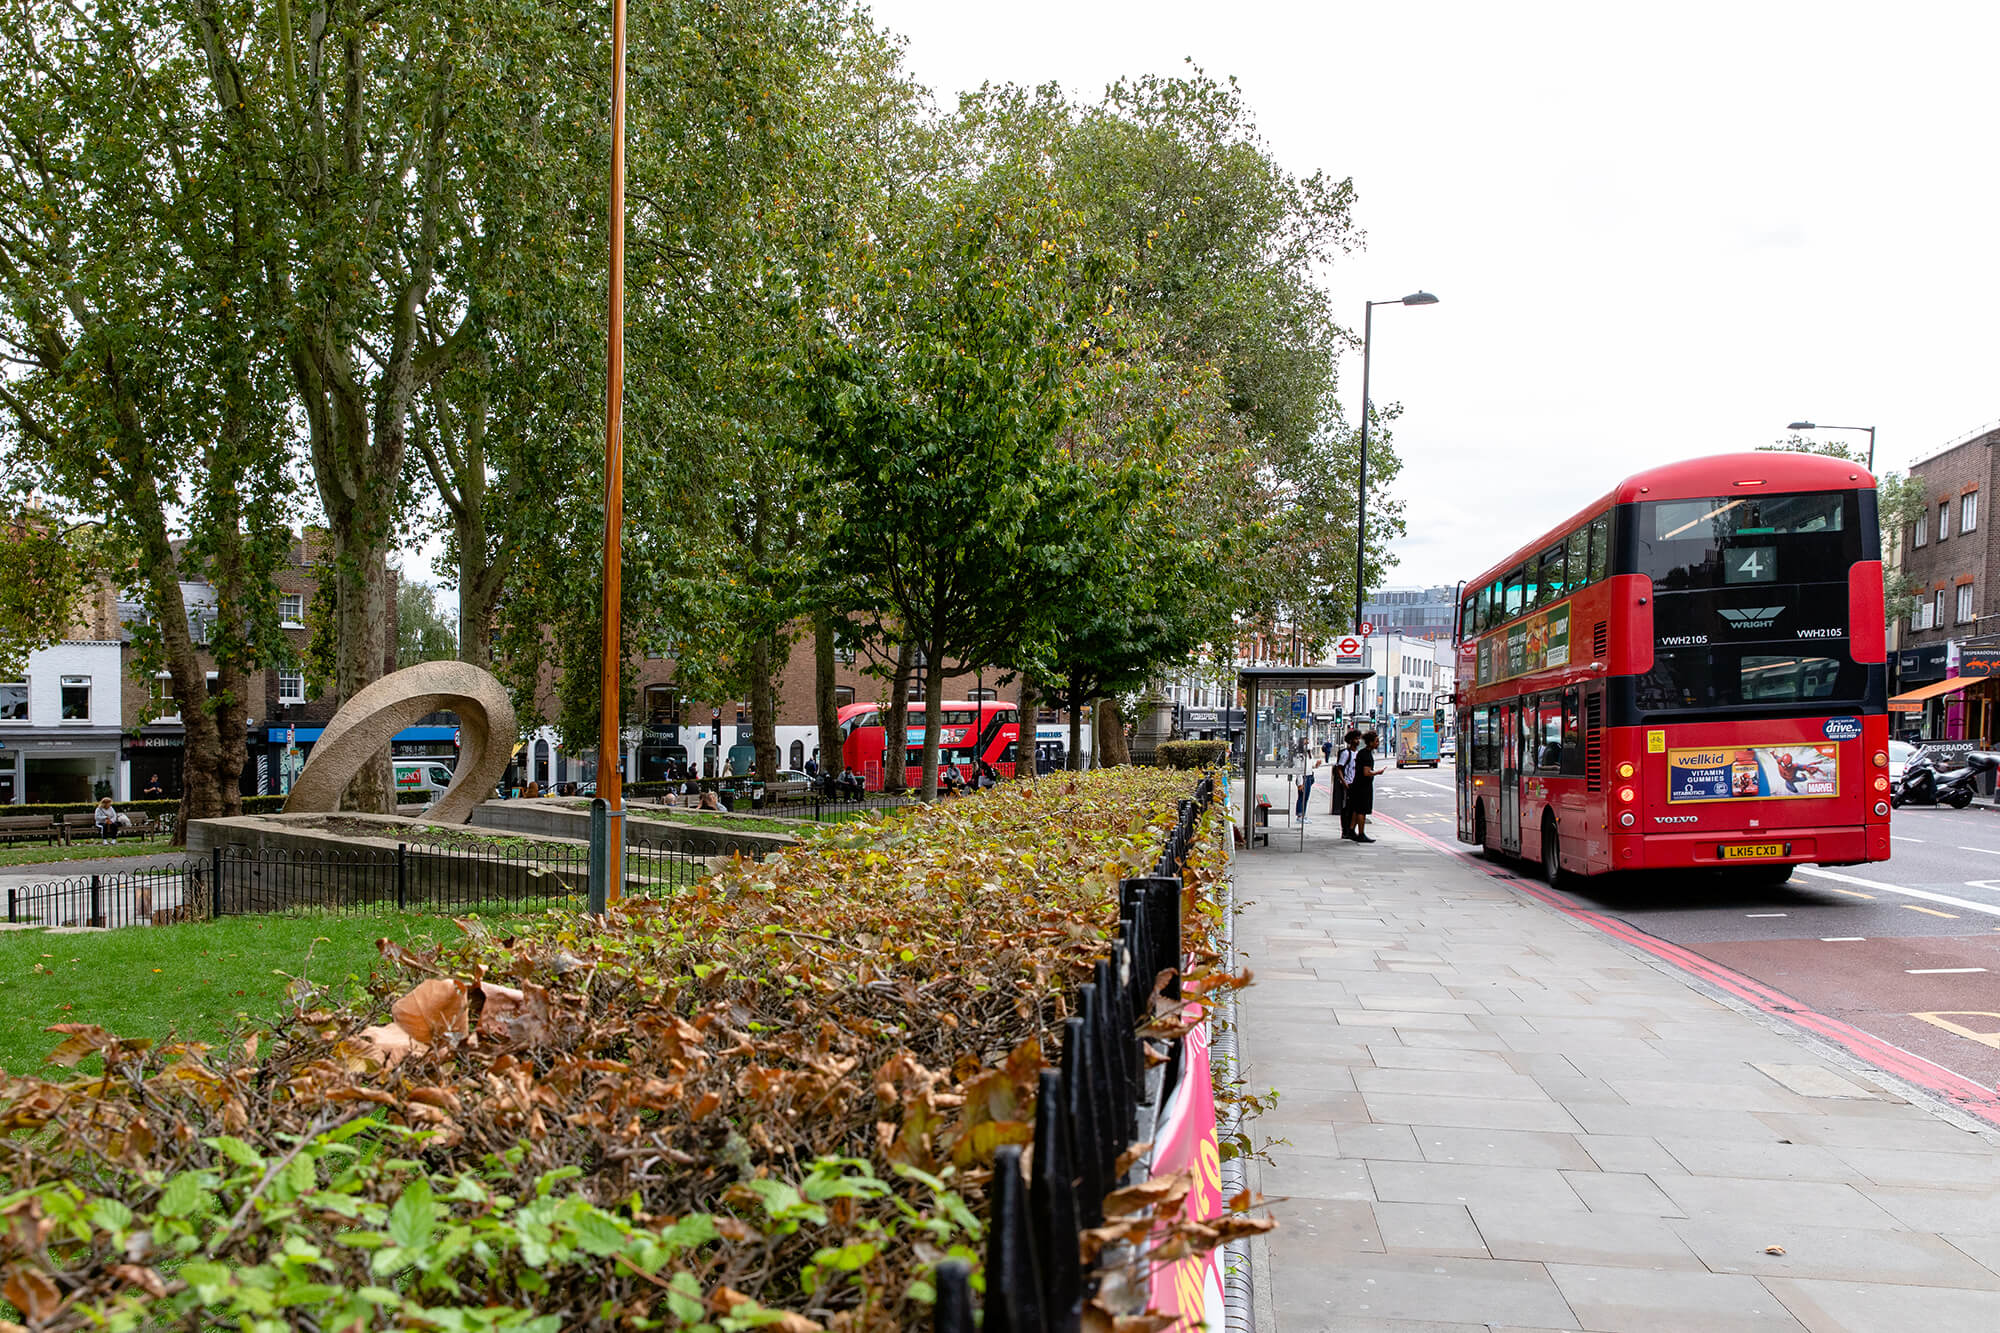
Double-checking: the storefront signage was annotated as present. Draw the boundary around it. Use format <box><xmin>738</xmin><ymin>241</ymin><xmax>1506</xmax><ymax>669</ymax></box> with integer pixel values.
<box><xmin>1477</xmin><ymin>602</ymin><xmax>1570</xmax><ymax>686</ymax></box>
<box><xmin>1666</xmin><ymin>743</ymin><xmax>1838</xmax><ymax>803</ymax></box>
<box><xmin>1959</xmin><ymin>651</ymin><xmax>2000</xmax><ymax>679</ymax></box>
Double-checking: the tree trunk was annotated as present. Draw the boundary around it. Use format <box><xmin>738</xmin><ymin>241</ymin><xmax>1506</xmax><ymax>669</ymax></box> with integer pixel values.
<box><xmin>920</xmin><ymin>637</ymin><xmax>945</xmax><ymax>801</ymax></box>
<box><xmin>814</xmin><ymin>611</ymin><xmax>840</xmax><ymax>776</ymax></box>
<box><xmin>1097</xmin><ymin>696</ymin><xmax>1131</xmax><ymax>767</ymax></box>
<box><xmin>333</xmin><ymin>542</ymin><xmax>395</xmax><ymax>811</ymax></box>
<box><xmin>1068</xmin><ymin>694</ymin><xmax>1084</xmax><ymax>772</ymax></box>
<box><xmin>882</xmin><ymin>641</ymin><xmax>912</xmax><ymax>791</ymax></box>
<box><xmin>1015</xmin><ymin>675</ymin><xmax>1038</xmax><ymax>781</ymax></box>
<box><xmin>749</xmin><ymin>632</ymin><xmax>779</xmax><ymax>779</ymax></box>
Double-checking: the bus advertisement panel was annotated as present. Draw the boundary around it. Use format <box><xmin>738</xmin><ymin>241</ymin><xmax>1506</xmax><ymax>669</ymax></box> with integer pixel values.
<box><xmin>1452</xmin><ymin>451</ymin><xmax>1890</xmax><ymax>884</ymax></box>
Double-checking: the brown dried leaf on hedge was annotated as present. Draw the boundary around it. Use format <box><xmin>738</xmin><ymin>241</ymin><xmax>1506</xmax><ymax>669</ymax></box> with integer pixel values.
<box><xmin>0</xmin><ymin>770</ymin><xmax>1238</xmax><ymax>1328</ymax></box>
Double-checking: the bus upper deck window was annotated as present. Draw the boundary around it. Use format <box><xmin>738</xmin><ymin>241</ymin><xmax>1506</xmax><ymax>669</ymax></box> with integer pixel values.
<box><xmin>1565</xmin><ymin>527</ymin><xmax>1589</xmax><ymax>588</ymax></box>
<box><xmin>1587</xmin><ymin>513</ymin><xmax>1610</xmax><ymax>581</ymax></box>
<box><xmin>1503</xmin><ymin>567</ymin><xmax>1526</xmax><ymax>618</ymax></box>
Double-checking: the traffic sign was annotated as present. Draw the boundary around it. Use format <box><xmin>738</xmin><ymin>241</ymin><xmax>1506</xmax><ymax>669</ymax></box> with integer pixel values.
<box><xmin>1359</xmin><ymin>622</ymin><xmax>1375</xmax><ymax>637</ymax></box>
<box><xmin>1291</xmin><ymin>692</ymin><xmax>1308</xmax><ymax>718</ymax></box>
<box><xmin>1335</xmin><ymin>636</ymin><xmax>1362</xmax><ymax>657</ymax></box>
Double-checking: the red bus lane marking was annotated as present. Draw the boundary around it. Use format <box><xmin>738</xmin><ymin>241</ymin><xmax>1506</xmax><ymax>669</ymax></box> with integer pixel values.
<box><xmin>1372</xmin><ymin>811</ymin><xmax>2000</xmax><ymax>1129</ymax></box>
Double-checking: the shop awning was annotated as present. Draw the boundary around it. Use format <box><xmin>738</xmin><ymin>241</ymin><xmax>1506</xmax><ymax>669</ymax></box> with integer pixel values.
<box><xmin>1888</xmin><ymin>676</ymin><xmax>1980</xmax><ymax>710</ymax></box>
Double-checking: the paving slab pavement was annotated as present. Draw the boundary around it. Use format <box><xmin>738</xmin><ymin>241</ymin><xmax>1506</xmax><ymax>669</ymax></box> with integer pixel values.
<box><xmin>1234</xmin><ymin>813</ymin><xmax>2000</xmax><ymax>1333</ymax></box>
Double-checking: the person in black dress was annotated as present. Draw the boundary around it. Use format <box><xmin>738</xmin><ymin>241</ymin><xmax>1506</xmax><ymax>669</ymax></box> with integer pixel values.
<box><xmin>1350</xmin><ymin>730</ymin><xmax>1383</xmax><ymax>843</ymax></box>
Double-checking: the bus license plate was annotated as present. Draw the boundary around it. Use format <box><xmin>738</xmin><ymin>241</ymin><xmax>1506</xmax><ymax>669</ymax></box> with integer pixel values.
<box><xmin>1719</xmin><ymin>842</ymin><xmax>1789</xmax><ymax>861</ymax></box>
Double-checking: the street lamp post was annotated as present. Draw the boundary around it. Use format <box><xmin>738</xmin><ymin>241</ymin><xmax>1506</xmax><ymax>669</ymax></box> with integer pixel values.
<box><xmin>1352</xmin><ymin>291</ymin><xmax>1437</xmax><ymax>725</ymax></box>
<box><xmin>1787</xmin><ymin>421</ymin><xmax>1875</xmax><ymax>473</ymax></box>
<box><xmin>1353</xmin><ymin>291</ymin><xmax>1438</xmax><ymax>633</ymax></box>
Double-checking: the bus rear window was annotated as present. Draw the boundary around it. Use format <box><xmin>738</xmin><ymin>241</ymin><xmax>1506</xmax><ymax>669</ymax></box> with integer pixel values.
<box><xmin>1631</xmin><ymin>491</ymin><xmax>1860</xmax><ymax>591</ymax></box>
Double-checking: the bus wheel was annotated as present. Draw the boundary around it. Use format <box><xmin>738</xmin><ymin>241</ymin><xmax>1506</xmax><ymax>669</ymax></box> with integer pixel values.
<box><xmin>1738</xmin><ymin>863</ymin><xmax>1794</xmax><ymax>887</ymax></box>
<box><xmin>1473</xmin><ymin>803</ymin><xmax>1489</xmax><ymax>855</ymax></box>
<box><xmin>1541</xmin><ymin>814</ymin><xmax>1563</xmax><ymax>885</ymax></box>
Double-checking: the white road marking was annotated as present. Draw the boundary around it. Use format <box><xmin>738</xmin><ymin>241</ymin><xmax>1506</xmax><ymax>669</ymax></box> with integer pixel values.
<box><xmin>1746</xmin><ymin>913</ymin><xmax>1788</xmax><ymax>918</ymax></box>
<box><xmin>1797</xmin><ymin>867</ymin><xmax>2000</xmax><ymax>918</ymax></box>
<box><xmin>1906</xmin><ymin>968</ymin><xmax>1988</xmax><ymax>975</ymax></box>
<box><xmin>1959</xmin><ymin>847</ymin><xmax>2000</xmax><ymax>855</ymax></box>
<box><xmin>1398</xmin><ymin>777</ymin><xmax>1454</xmax><ymax>793</ymax></box>
<box><xmin>1821</xmin><ymin>937</ymin><xmax>1866</xmax><ymax>941</ymax></box>
<box><xmin>1892</xmin><ymin>836</ymin><xmax>1927</xmax><ymax>843</ymax></box>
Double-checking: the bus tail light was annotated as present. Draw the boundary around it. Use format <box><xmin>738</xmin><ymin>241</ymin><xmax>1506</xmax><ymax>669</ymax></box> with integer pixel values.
<box><xmin>1618</xmin><ymin>761</ymin><xmax>1635</xmax><ymax>778</ymax></box>
<box><xmin>1873</xmin><ymin>751</ymin><xmax>1888</xmax><ymax>767</ymax></box>
<box><xmin>1873</xmin><ymin>775</ymin><xmax>1889</xmax><ymax>792</ymax></box>
<box><xmin>1874</xmin><ymin>801</ymin><xmax>1889</xmax><ymax>817</ymax></box>
<box><xmin>1619</xmin><ymin>811</ymin><xmax>1636</xmax><ymax>827</ymax></box>
<box><xmin>1617</xmin><ymin>786</ymin><xmax>1636</xmax><ymax>803</ymax></box>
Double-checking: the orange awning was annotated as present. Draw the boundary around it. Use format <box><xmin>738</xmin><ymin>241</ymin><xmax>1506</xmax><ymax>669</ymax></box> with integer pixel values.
<box><xmin>1888</xmin><ymin>676</ymin><xmax>1980</xmax><ymax>710</ymax></box>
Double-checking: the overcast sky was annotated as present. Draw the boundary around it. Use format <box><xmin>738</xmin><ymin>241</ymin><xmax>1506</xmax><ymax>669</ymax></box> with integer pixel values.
<box><xmin>863</xmin><ymin>0</ymin><xmax>2000</xmax><ymax>592</ymax></box>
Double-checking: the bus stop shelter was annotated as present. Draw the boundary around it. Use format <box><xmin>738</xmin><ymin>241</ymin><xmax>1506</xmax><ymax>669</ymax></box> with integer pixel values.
<box><xmin>1237</xmin><ymin>663</ymin><xmax>1376</xmax><ymax>849</ymax></box>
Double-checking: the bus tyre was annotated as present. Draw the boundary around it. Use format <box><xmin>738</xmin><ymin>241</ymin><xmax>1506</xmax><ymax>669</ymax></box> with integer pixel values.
<box><xmin>1541</xmin><ymin>815</ymin><xmax>1562</xmax><ymax>885</ymax></box>
<box><xmin>1741</xmin><ymin>863</ymin><xmax>1793</xmax><ymax>886</ymax></box>
<box><xmin>1473</xmin><ymin>804</ymin><xmax>1489</xmax><ymax>856</ymax></box>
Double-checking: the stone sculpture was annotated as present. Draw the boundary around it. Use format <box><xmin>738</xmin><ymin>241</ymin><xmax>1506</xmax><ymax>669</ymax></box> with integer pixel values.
<box><xmin>283</xmin><ymin>660</ymin><xmax>518</xmax><ymax>824</ymax></box>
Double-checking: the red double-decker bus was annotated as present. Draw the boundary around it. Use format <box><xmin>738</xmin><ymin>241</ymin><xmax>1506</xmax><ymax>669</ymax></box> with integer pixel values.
<box><xmin>1453</xmin><ymin>451</ymin><xmax>1891</xmax><ymax>883</ymax></box>
<box><xmin>836</xmin><ymin>700</ymin><xmax>1021</xmax><ymax>789</ymax></box>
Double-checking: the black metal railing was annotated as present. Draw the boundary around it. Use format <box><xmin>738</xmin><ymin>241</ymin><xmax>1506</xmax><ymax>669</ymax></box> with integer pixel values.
<box><xmin>933</xmin><ymin>772</ymin><xmax>1215</xmax><ymax>1332</ymax></box>
<box><xmin>6</xmin><ymin>834</ymin><xmax>727</xmax><ymax>928</ymax></box>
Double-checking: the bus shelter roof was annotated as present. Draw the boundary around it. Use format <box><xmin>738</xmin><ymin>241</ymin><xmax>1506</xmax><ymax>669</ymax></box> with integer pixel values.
<box><xmin>1237</xmin><ymin>664</ymin><xmax>1377</xmax><ymax>691</ymax></box>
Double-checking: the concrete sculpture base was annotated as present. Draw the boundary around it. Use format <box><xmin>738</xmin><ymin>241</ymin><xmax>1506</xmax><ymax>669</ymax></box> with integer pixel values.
<box><xmin>283</xmin><ymin>661</ymin><xmax>517</xmax><ymax>824</ymax></box>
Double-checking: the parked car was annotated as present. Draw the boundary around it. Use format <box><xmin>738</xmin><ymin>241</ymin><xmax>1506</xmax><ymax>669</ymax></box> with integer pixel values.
<box><xmin>764</xmin><ymin>768</ymin><xmax>813</xmax><ymax>802</ymax></box>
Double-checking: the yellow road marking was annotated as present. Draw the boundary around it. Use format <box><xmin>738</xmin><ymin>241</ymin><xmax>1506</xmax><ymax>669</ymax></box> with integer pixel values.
<box><xmin>1829</xmin><ymin>888</ymin><xmax>1874</xmax><ymax>900</ymax></box>
<box><xmin>1909</xmin><ymin>1012</ymin><xmax>2000</xmax><ymax>1052</ymax></box>
<box><xmin>1904</xmin><ymin>904</ymin><xmax>1958</xmax><ymax>919</ymax></box>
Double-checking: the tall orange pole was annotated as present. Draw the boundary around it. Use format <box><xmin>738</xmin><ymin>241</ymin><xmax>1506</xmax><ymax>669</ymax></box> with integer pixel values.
<box><xmin>597</xmin><ymin>0</ymin><xmax>627</xmax><ymax>901</ymax></box>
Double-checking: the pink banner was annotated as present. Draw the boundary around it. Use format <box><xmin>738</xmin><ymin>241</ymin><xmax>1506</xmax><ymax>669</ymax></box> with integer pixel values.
<box><xmin>1147</xmin><ymin>1007</ymin><xmax>1226</xmax><ymax>1326</ymax></box>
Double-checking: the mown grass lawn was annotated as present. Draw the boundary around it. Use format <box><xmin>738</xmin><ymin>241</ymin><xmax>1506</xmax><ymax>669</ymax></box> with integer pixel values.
<box><xmin>0</xmin><ymin>910</ymin><xmax>541</xmax><ymax>1075</ymax></box>
<box><xmin>0</xmin><ymin>841</ymin><xmax>173</xmax><ymax>868</ymax></box>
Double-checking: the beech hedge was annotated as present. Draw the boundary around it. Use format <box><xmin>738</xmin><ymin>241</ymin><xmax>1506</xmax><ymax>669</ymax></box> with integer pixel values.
<box><xmin>0</xmin><ymin>769</ymin><xmax>1243</xmax><ymax>1330</ymax></box>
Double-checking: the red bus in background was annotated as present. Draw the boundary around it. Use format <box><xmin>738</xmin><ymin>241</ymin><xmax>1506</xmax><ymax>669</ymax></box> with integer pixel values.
<box><xmin>837</xmin><ymin>700</ymin><xmax>1021</xmax><ymax>790</ymax></box>
<box><xmin>1453</xmin><ymin>451</ymin><xmax>1891</xmax><ymax>884</ymax></box>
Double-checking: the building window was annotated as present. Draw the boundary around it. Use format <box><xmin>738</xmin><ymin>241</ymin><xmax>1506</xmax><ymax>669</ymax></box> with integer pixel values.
<box><xmin>60</xmin><ymin>675</ymin><xmax>90</xmax><ymax>721</ymax></box>
<box><xmin>1912</xmin><ymin>602</ymin><xmax>1931</xmax><ymax>633</ymax></box>
<box><xmin>834</xmin><ymin>686</ymin><xmax>855</xmax><ymax>709</ymax></box>
<box><xmin>152</xmin><ymin>673</ymin><xmax>180</xmax><ymax>720</ymax></box>
<box><xmin>1964</xmin><ymin>492</ymin><xmax>1979</xmax><ymax>534</ymax></box>
<box><xmin>0</xmin><ymin>682</ymin><xmax>24</xmax><ymax>721</ymax></box>
<box><xmin>278</xmin><ymin>593</ymin><xmax>305</xmax><ymax>626</ymax></box>
<box><xmin>1959</xmin><ymin>583</ymin><xmax>1976</xmax><ymax>625</ymax></box>
<box><xmin>968</xmin><ymin>688</ymin><xmax>997</xmax><ymax>701</ymax></box>
<box><xmin>1936</xmin><ymin>588</ymin><xmax>1948</xmax><ymax>629</ymax></box>
<box><xmin>1914</xmin><ymin>509</ymin><xmax>1928</xmax><ymax>547</ymax></box>
<box><xmin>1939</xmin><ymin>500</ymin><xmax>1950</xmax><ymax>541</ymax></box>
<box><xmin>278</xmin><ymin>671</ymin><xmax>305</xmax><ymax>704</ymax></box>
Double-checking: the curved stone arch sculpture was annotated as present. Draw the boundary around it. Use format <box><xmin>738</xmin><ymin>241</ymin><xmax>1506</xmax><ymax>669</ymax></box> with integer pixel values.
<box><xmin>284</xmin><ymin>661</ymin><xmax>518</xmax><ymax>824</ymax></box>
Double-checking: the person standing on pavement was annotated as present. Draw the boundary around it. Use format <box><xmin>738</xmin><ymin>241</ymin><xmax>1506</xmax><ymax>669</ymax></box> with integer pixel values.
<box><xmin>1294</xmin><ymin>752</ymin><xmax>1323</xmax><ymax>824</ymax></box>
<box><xmin>1335</xmin><ymin>730</ymin><xmax>1360</xmax><ymax>839</ymax></box>
<box><xmin>1350</xmin><ymin>729</ymin><xmax>1384</xmax><ymax>843</ymax></box>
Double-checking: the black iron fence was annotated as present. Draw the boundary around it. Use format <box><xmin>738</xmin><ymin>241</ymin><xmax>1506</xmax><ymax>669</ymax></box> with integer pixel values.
<box><xmin>6</xmin><ymin>835</ymin><xmax>727</xmax><ymax>929</ymax></box>
<box><xmin>934</xmin><ymin>772</ymin><xmax>1216</xmax><ymax>1333</ymax></box>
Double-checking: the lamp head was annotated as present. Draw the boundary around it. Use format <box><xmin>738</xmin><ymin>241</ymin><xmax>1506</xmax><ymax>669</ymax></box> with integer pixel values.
<box><xmin>1403</xmin><ymin>291</ymin><xmax>1439</xmax><ymax>306</ymax></box>
<box><xmin>1787</xmin><ymin>421</ymin><xmax>1815</xmax><ymax>430</ymax></box>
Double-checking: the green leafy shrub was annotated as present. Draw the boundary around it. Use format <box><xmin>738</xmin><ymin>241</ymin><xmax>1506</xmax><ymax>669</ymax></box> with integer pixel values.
<box><xmin>1156</xmin><ymin>739</ymin><xmax>1228</xmax><ymax>770</ymax></box>
<box><xmin>0</xmin><ymin>771</ymin><xmax>1238</xmax><ymax>1329</ymax></box>
<box><xmin>0</xmin><ymin>795</ymin><xmax>288</xmax><ymax>820</ymax></box>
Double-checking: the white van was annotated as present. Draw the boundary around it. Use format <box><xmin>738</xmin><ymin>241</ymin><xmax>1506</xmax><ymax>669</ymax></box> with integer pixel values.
<box><xmin>394</xmin><ymin>759</ymin><xmax>457</xmax><ymax>804</ymax></box>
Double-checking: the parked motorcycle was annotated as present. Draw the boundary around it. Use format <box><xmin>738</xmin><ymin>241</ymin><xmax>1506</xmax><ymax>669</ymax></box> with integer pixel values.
<box><xmin>1891</xmin><ymin>747</ymin><xmax>2000</xmax><ymax>809</ymax></box>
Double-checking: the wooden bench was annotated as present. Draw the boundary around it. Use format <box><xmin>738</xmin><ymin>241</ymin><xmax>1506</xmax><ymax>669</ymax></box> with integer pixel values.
<box><xmin>0</xmin><ymin>814</ymin><xmax>60</xmax><ymax>846</ymax></box>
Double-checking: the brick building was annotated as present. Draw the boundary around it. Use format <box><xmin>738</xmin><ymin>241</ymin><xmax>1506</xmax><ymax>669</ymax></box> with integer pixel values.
<box><xmin>1892</xmin><ymin>423</ymin><xmax>2000</xmax><ymax>742</ymax></box>
<box><xmin>114</xmin><ymin>536</ymin><xmax>398</xmax><ymax>798</ymax></box>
